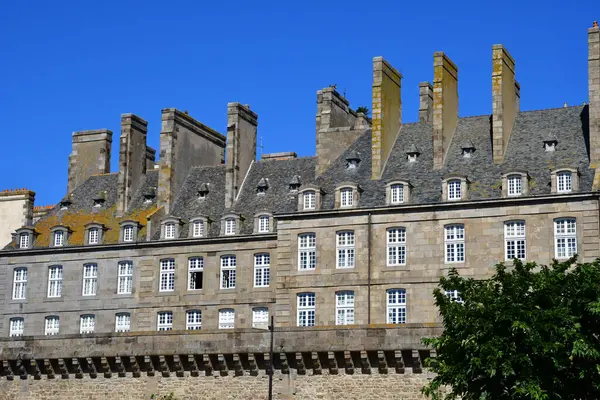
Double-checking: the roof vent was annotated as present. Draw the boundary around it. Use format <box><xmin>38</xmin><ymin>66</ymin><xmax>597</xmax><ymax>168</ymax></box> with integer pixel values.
<box><xmin>143</xmin><ymin>187</ymin><xmax>156</xmax><ymax>203</ymax></box>
<box><xmin>406</xmin><ymin>144</ymin><xmax>421</xmax><ymax>162</ymax></box>
<box><xmin>345</xmin><ymin>150</ymin><xmax>361</xmax><ymax>169</ymax></box>
<box><xmin>289</xmin><ymin>175</ymin><xmax>301</xmax><ymax>191</ymax></box>
<box><xmin>59</xmin><ymin>194</ymin><xmax>73</xmax><ymax>210</ymax></box>
<box><xmin>197</xmin><ymin>183</ymin><xmax>209</xmax><ymax>199</ymax></box>
<box><xmin>461</xmin><ymin>140</ymin><xmax>476</xmax><ymax>158</ymax></box>
<box><xmin>257</xmin><ymin>178</ymin><xmax>269</xmax><ymax>194</ymax></box>
<box><xmin>93</xmin><ymin>191</ymin><xmax>107</xmax><ymax>207</ymax></box>
<box><xmin>543</xmin><ymin>134</ymin><xmax>558</xmax><ymax>152</ymax></box>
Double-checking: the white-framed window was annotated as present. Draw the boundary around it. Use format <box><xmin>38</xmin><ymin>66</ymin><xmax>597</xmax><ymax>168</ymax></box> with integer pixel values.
<box><xmin>252</xmin><ymin>307</ymin><xmax>269</xmax><ymax>329</ymax></box>
<box><xmin>115</xmin><ymin>313</ymin><xmax>131</xmax><ymax>332</ymax></box>
<box><xmin>192</xmin><ymin>220</ymin><xmax>204</xmax><ymax>238</ymax></box>
<box><xmin>390</xmin><ymin>184</ymin><xmax>405</xmax><ymax>204</ymax></box>
<box><xmin>447</xmin><ymin>179</ymin><xmax>462</xmax><ymax>200</ymax></box>
<box><xmin>44</xmin><ymin>316</ymin><xmax>59</xmax><ymax>336</ymax></box>
<box><xmin>218</xmin><ymin>308</ymin><xmax>235</xmax><ymax>329</ymax></box>
<box><xmin>19</xmin><ymin>233</ymin><xmax>29</xmax><ymax>249</ymax></box>
<box><xmin>557</xmin><ymin>171</ymin><xmax>572</xmax><ymax>193</ymax></box>
<box><xmin>88</xmin><ymin>228</ymin><xmax>99</xmax><ymax>244</ymax></box>
<box><xmin>53</xmin><ymin>230</ymin><xmax>64</xmax><ymax>247</ymax></box>
<box><xmin>258</xmin><ymin>215</ymin><xmax>270</xmax><ymax>233</ymax></box>
<box><xmin>303</xmin><ymin>191</ymin><xmax>316</xmax><ymax>210</ymax></box>
<box><xmin>159</xmin><ymin>259</ymin><xmax>175</xmax><ymax>292</ymax></box>
<box><xmin>340</xmin><ymin>187</ymin><xmax>354</xmax><ymax>207</ymax></box>
<box><xmin>507</xmin><ymin>175</ymin><xmax>522</xmax><ymax>196</ymax></box>
<box><xmin>164</xmin><ymin>222</ymin><xmax>176</xmax><ymax>239</ymax></box>
<box><xmin>82</xmin><ymin>263</ymin><xmax>98</xmax><ymax>296</ymax></box>
<box><xmin>298</xmin><ymin>233</ymin><xmax>316</xmax><ymax>270</ymax></box>
<box><xmin>220</xmin><ymin>255</ymin><xmax>236</xmax><ymax>289</ymax></box>
<box><xmin>254</xmin><ymin>253</ymin><xmax>271</xmax><ymax>287</ymax></box>
<box><xmin>123</xmin><ymin>225</ymin><xmax>134</xmax><ymax>242</ymax></box>
<box><xmin>12</xmin><ymin>268</ymin><xmax>27</xmax><ymax>300</ymax></box>
<box><xmin>117</xmin><ymin>261</ymin><xmax>133</xmax><ymax>294</ymax></box>
<box><xmin>555</xmin><ymin>218</ymin><xmax>577</xmax><ymax>259</ymax></box>
<box><xmin>186</xmin><ymin>310</ymin><xmax>202</xmax><ymax>330</ymax></box>
<box><xmin>445</xmin><ymin>290</ymin><xmax>463</xmax><ymax>303</ymax></box>
<box><xmin>505</xmin><ymin>221</ymin><xmax>526</xmax><ymax>260</ymax></box>
<box><xmin>445</xmin><ymin>224</ymin><xmax>465</xmax><ymax>263</ymax></box>
<box><xmin>297</xmin><ymin>292</ymin><xmax>316</xmax><ymax>327</ymax></box>
<box><xmin>387</xmin><ymin>289</ymin><xmax>406</xmax><ymax>324</ymax></box>
<box><xmin>387</xmin><ymin>228</ymin><xmax>406</xmax><ymax>266</ymax></box>
<box><xmin>188</xmin><ymin>257</ymin><xmax>203</xmax><ymax>290</ymax></box>
<box><xmin>225</xmin><ymin>218</ymin><xmax>236</xmax><ymax>235</ymax></box>
<box><xmin>47</xmin><ymin>265</ymin><xmax>63</xmax><ymax>298</ymax></box>
<box><xmin>336</xmin><ymin>291</ymin><xmax>355</xmax><ymax>325</ymax></box>
<box><xmin>336</xmin><ymin>231</ymin><xmax>355</xmax><ymax>269</ymax></box>
<box><xmin>80</xmin><ymin>315</ymin><xmax>95</xmax><ymax>334</ymax></box>
<box><xmin>9</xmin><ymin>317</ymin><xmax>24</xmax><ymax>337</ymax></box>
<box><xmin>157</xmin><ymin>311</ymin><xmax>173</xmax><ymax>331</ymax></box>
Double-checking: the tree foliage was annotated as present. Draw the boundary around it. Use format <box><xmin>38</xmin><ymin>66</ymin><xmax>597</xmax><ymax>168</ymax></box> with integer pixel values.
<box><xmin>422</xmin><ymin>257</ymin><xmax>600</xmax><ymax>400</ymax></box>
<box><xmin>356</xmin><ymin>106</ymin><xmax>369</xmax><ymax>115</ymax></box>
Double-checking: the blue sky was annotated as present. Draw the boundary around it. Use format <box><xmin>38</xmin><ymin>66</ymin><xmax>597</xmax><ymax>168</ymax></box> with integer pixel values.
<box><xmin>1</xmin><ymin>1</ymin><xmax>598</xmax><ymax>205</ymax></box>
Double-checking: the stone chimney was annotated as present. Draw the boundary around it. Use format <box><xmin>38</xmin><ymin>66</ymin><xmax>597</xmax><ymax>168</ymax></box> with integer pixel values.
<box><xmin>261</xmin><ymin>152</ymin><xmax>297</xmax><ymax>161</ymax></box>
<box><xmin>157</xmin><ymin>109</ymin><xmax>226</xmax><ymax>212</ymax></box>
<box><xmin>371</xmin><ymin>57</ymin><xmax>402</xmax><ymax>179</ymax></box>
<box><xmin>146</xmin><ymin>146</ymin><xmax>156</xmax><ymax>170</ymax></box>
<box><xmin>433</xmin><ymin>52</ymin><xmax>459</xmax><ymax>170</ymax></box>
<box><xmin>116</xmin><ymin>114</ymin><xmax>148</xmax><ymax>215</ymax></box>
<box><xmin>419</xmin><ymin>82</ymin><xmax>433</xmax><ymax>123</ymax></box>
<box><xmin>225</xmin><ymin>103</ymin><xmax>258</xmax><ymax>209</ymax></box>
<box><xmin>0</xmin><ymin>189</ymin><xmax>35</xmax><ymax>247</ymax></box>
<box><xmin>589</xmin><ymin>21</ymin><xmax>600</xmax><ymax>166</ymax></box>
<box><xmin>492</xmin><ymin>45</ymin><xmax>519</xmax><ymax>163</ymax></box>
<box><xmin>67</xmin><ymin>129</ymin><xmax>112</xmax><ymax>194</ymax></box>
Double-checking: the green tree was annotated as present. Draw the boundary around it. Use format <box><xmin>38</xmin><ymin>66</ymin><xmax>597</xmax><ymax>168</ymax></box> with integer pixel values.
<box><xmin>422</xmin><ymin>258</ymin><xmax>600</xmax><ymax>400</ymax></box>
<box><xmin>356</xmin><ymin>106</ymin><xmax>369</xmax><ymax>115</ymax></box>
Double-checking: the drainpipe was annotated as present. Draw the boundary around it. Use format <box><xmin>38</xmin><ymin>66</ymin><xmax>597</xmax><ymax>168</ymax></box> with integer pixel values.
<box><xmin>367</xmin><ymin>212</ymin><xmax>372</xmax><ymax>324</ymax></box>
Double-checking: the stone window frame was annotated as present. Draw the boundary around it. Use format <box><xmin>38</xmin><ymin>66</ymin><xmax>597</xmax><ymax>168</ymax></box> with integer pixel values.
<box><xmin>252</xmin><ymin>306</ymin><xmax>270</xmax><ymax>329</ymax></box>
<box><xmin>335</xmin><ymin>290</ymin><xmax>355</xmax><ymax>325</ymax></box>
<box><xmin>49</xmin><ymin>225</ymin><xmax>71</xmax><ymax>248</ymax></box>
<box><xmin>218</xmin><ymin>308</ymin><xmax>235</xmax><ymax>329</ymax></box>
<box><xmin>385</xmin><ymin>180</ymin><xmax>412</xmax><ymax>205</ymax></box>
<box><xmin>554</xmin><ymin>217</ymin><xmax>578</xmax><ymax>259</ymax></box>
<box><xmin>14</xmin><ymin>227</ymin><xmax>35</xmax><ymax>250</ymax></box>
<box><xmin>220</xmin><ymin>213</ymin><xmax>243</xmax><ymax>236</ymax></box>
<box><xmin>254</xmin><ymin>211</ymin><xmax>274</xmax><ymax>234</ymax></box>
<box><xmin>334</xmin><ymin>182</ymin><xmax>361</xmax><ymax>209</ymax></box>
<box><xmin>84</xmin><ymin>223</ymin><xmax>106</xmax><ymax>246</ymax></box>
<box><xmin>160</xmin><ymin>216</ymin><xmax>183</xmax><ymax>240</ymax></box>
<box><xmin>119</xmin><ymin>220</ymin><xmax>141</xmax><ymax>243</ymax></box>
<box><xmin>502</xmin><ymin>171</ymin><xmax>529</xmax><ymax>197</ymax></box>
<box><xmin>297</xmin><ymin>185</ymin><xmax>323</xmax><ymax>212</ymax></box>
<box><xmin>442</xmin><ymin>176</ymin><xmax>469</xmax><ymax>202</ymax></box>
<box><xmin>551</xmin><ymin>168</ymin><xmax>579</xmax><ymax>194</ymax></box>
<box><xmin>189</xmin><ymin>216</ymin><xmax>210</xmax><ymax>238</ymax></box>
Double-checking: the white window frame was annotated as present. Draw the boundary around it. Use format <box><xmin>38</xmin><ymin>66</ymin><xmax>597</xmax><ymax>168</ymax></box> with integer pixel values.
<box><xmin>220</xmin><ymin>256</ymin><xmax>236</xmax><ymax>289</ymax></box>
<box><xmin>336</xmin><ymin>231</ymin><xmax>355</xmax><ymax>269</ymax></box>
<box><xmin>387</xmin><ymin>228</ymin><xmax>406</xmax><ymax>266</ymax></box>
<box><xmin>505</xmin><ymin>221</ymin><xmax>526</xmax><ymax>260</ymax></box>
<box><xmin>9</xmin><ymin>317</ymin><xmax>24</xmax><ymax>337</ymax></box>
<box><xmin>80</xmin><ymin>315</ymin><xmax>95</xmax><ymax>334</ymax></box>
<box><xmin>53</xmin><ymin>230</ymin><xmax>64</xmax><ymax>247</ymax></box>
<box><xmin>164</xmin><ymin>222</ymin><xmax>176</xmax><ymax>239</ymax></box>
<box><xmin>555</xmin><ymin>218</ymin><xmax>577</xmax><ymax>259</ymax></box>
<box><xmin>117</xmin><ymin>261</ymin><xmax>133</xmax><ymax>294</ymax></box>
<box><xmin>557</xmin><ymin>171</ymin><xmax>572</xmax><ymax>193</ymax></box>
<box><xmin>186</xmin><ymin>310</ymin><xmax>202</xmax><ymax>330</ymax></box>
<box><xmin>88</xmin><ymin>228</ymin><xmax>99</xmax><ymax>244</ymax></box>
<box><xmin>192</xmin><ymin>220</ymin><xmax>204</xmax><ymax>238</ymax></box>
<box><xmin>445</xmin><ymin>290</ymin><xmax>464</xmax><ymax>303</ymax></box>
<box><xmin>188</xmin><ymin>257</ymin><xmax>204</xmax><ymax>290</ymax></box>
<box><xmin>447</xmin><ymin>179</ymin><xmax>462</xmax><ymax>201</ymax></box>
<box><xmin>507</xmin><ymin>175</ymin><xmax>523</xmax><ymax>196</ymax></box>
<box><xmin>224</xmin><ymin>218</ymin><xmax>236</xmax><ymax>235</ymax></box>
<box><xmin>303</xmin><ymin>191</ymin><xmax>316</xmax><ymax>210</ymax></box>
<box><xmin>445</xmin><ymin>224</ymin><xmax>465</xmax><ymax>263</ymax></box>
<box><xmin>252</xmin><ymin>307</ymin><xmax>269</xmax><ymax>329</ymax></box>
<box><xmin>298</xmin><ymin>233</ymin><xmax>316</xmax><ymax>271</ymax></box>
<box><xmin>218</xmin><ymin>308</ymin><xmax>235</xmax><ymax>329</ymax></box>
<box><xmin>115</xmin><ymin>313</ymin><xmax>131</xmax><ymax>333</ymax></box>
<box><xmin>387</xmin><ymin>289</ymin><xmax>407</xmax><ymax>324</ymax></box>
<box><xmin>44</xmin><ymin>316</ymin><xmax>60</xmax><ymax>336</ymax></box>
<box><xmin>297</xmin><ymin>293</ymin><xmax>316</xmax><ymax>327</ymax></box>
<box><xmin>12</xmin><ymin>267</ymin><xmax>27</xmax><ymax>300</ymax></box>
<box><xmin>159</xmin><ymin>259</ymin><xmax>175</xmax><ymax>292</ymax></box>
<box><xmin>390</xmin><ymin>184</ymin><xmax>405</xmax><ymax>204</ymax></box>
<box><xmin>336</xmin><ymin>291</ymin><xmax>355</xmax><ymax>325</ymax></box>
<box><xmin>157</xmin><ymin>311</ymin><xmax>173</xmax><ymax>331</ymax></box>
<box><xmin>254</xmin><ymin>253</ymin><xmax>271</xmax><ymax>287</ymax></box>
<box><xmin>19</xmin><ymin>233</ymin><xmax>29</xmax><ymax>249</ymax></box>
<box><xmin>82</xmin><ymin>263</ymin><xmax>98</xmax><ymax>296</ymax></box>
<box><xmin>340</xmin><ymin>187</ymin><xmax>354</xmax><ymax>207</ymax></box>
<box><xmin>123</xmin><ymin>225</ymin><xmax>134</xmax><ymax>242</ymax></box>
<box><xmin>258</xmin><ymin>215</ymin><xmax>270</xmax><ymax>233</ymax></box>
<box><xmin>47</xmin><ymin>265</ymin><xmax>63</xmax><ymax>298</ymax></box>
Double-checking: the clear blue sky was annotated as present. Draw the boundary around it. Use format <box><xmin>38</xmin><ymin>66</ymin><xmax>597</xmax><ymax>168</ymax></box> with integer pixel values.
<box><xmin>1</xmin><ymin>1</ymin><xmax>598</xmax><ymax>205</ymax></box>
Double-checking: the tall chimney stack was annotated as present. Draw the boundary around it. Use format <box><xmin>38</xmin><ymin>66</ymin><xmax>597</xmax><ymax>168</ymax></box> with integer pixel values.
<box><xmin>432</xmin><ymin>52</ymin><xmax>459</xmax><ymax>170</ymax></box>
<box><xmin>117</xmin><ymin>114</ymin><xmax>148</xmax><ymax>215</ymax></box>
<box><xmin>419</xmin><ymin>82</ymin><xmax>433</xmax><ymax>123</ymax></box>
<box><xmin>371</xmin><ymin>57</ymin><xmax>402</xmax><ymax>179</ymax></box>
<box><xmin>589</xmin><ymin>21</ymin><xmax>600</xmax><ymax>165</ymax></box>
<box><xmin>67</xmin><ymin>129</ymin><xmax>112</xmax><ymax>194</ymax></box>
<box><xmin>492</xmin><ymin>45</ymin><xmax>519</xmax><ymax>163</ymax></box>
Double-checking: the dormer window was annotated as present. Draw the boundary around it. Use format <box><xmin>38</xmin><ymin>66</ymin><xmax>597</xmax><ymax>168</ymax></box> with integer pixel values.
<box><xmin>93</xmin><ymin>191</ymin><xmax>106</xmax><ymax>207</ymax></box>
<box><xmin>543</xmin><ymin>135</ymin><xmax>558</xmax><ymax>152</ymax></box>
<box><xmin>289</xmin><ymin>175</ymin><xmax>301</xmax><ymax>191</ymax></box>
<box><xmin>160</xmin><ymin>217</ymin><xmax>182</xmax><ymax>240</ymax></box>
<box><xmin>192</xmin><ymin>220</ymin><xmax>204</xmax><ymax>237</ymax></box>
<box><xmin>19</xmin><ymin>233</ymin><xmax>29</xmax><ymax>249</ymax></box>
<box><xmin>298</xmin><ymin>186</ymin><xmax>323</xmax><ymax>212</ymax></box>
<box><xmin>345</xmin><ymin>151</ymin><xmax>361</xmax><ymax>169</ymax></box>
<box><xmin>221</xmin><ymin>214</ymin><xmax>242</xmax><ymax>236</ymax></box>
<box><xmin>165</xmin><ymin>223</ymin><xmax>176</xmax><ymax>239</ymax></box>
<box><xmin>143</xmin><ymin>187</ymin><xmax>156</xmax><ymax>204</ymax></box>
<box><xmin>88</xmin><ymin>228</ymin><xmax>99</xmax><ymax>244</ymax></box>
<box><xmin>502</xmin><ymin>172</ymin><xmax>529</xmax><ymax>198</ymax></box>
<box><xmin>335</xmin><ymin>183</ymin><xmax>360</xmax><ymax>209</ymax></box>
<box><xmin>257</xmin><ymin>178</ymin><xmax>269</xmax><ymax>194</ymax></box>
<box><xmin>406</xmin><ymin>144</ymin><xmax>420</xmax><ymax>162</ymax></box>
<box><xmin>303</xmin><ymin>191</ymin><xmax>316</xmax><ymax>210</ymax></box>
<box><xmin>59</xmin><ymin>196</ymin><xmax>72</xmax><ymax>210</ymax></box>
<box><xmin>508</xmin><ymin>175</ymin><xmax>523</xmax><ymax>196</ymax></box>
<box><xmin>255</xmin><ymin>213</ymin><xmax>273</xmax><ymax>234</ymax></box>
<box><xmin>123</xmin><ymin>225</ymin><xmax>134</xmax><ymax>242</ymax></box>
<box><xmin>225</xmin><ymin>218</ymin><xmax>236</xmax><ymax>235</ymax></box>
<box><xmin>197</xmin><ymin>183</ymin><xmax>209</xmax><ymax>200</ymax></box>
<box><xmin>551</xmin><ymin>168</ymin><xmax>578</xmax><ymax>194</ymax></box>
<box><xmin>53</xmin><ymin>230</ymin><xmax>65</xmax><ymax>247</ymax></box>
<box><xmin>461</xmin><ymin>141</ymin><xmax>476</xmax><ymax>158</ymax></box>
<box><xmin>443</xmin><ymin>177</ymin><xmax>468</xmax><ymax>202</ymax></box>
<box><xmin>119</xmin><ymin>220</ymin><xmax>140</xmax><ymax>243</ymax></box>
<box><xmin>447</xmin><ymin>180</ymin><xmax>461</xmax><ymax>200</ymax></box>
<box><xmin>340</xmin><ymin>188</ymin><xmax>354</xmax><ymax>207</ymax></box>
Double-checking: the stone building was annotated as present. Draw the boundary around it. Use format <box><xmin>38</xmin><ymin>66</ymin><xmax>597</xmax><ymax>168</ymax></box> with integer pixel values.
<box><xmin>0</xmin><ymin>22</ymin><xmax>598</xmax><ymax>399</ymax></box>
